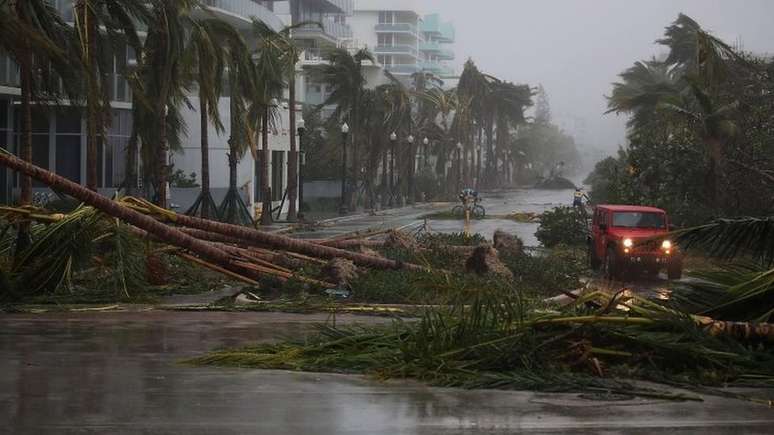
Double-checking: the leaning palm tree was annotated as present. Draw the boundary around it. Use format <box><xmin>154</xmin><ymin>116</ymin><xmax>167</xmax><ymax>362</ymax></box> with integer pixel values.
<box><xmin>184</xmin><ymin>18</ymin><xmax>242</xmax><ymax>220</ymax></box>
<box><xmin>133</xmin><ymin>0</ymin><xmax>198</xmax><ymax>209</ymax></box>
<box><xmin>489</xmin><ymin>79</ymin><xmax>533</xmax><ymax>185</ymax></box>
<box><xmin>310</xmin><ymin>48</ymin><xmax>374</xmax><ymax>210</ymax></box>
<box><xmin>456</xmin><ymin>60</ymin><xmax>489</xmax><ymax>187</ymax></box>
<box><xmin>72</xmin><ymin>0</ymin><xmax>148</xmax><ymax>192</ymax></box>
<box><xmin>0</xmin><ymin>0</ymin><xmax>79</xmax><ymax>249</ymax></box>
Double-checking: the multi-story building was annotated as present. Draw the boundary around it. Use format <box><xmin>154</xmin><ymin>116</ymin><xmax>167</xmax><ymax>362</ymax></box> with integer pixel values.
<box><xmin>349</xmin><ymin>0</ymin><xmax>456</xmax><ymax>85</ymax></box>
<box><xmin>0</xmin><ymin>0</ymin><xmax>336</xmax><ymax>219</ymax></box>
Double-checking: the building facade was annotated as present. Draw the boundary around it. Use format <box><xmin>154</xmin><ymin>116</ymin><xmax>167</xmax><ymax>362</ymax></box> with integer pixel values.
<box><xmin>349</xmin><ymin>0</ymin><xmax>456</xmax><ymax>84</ymax></box>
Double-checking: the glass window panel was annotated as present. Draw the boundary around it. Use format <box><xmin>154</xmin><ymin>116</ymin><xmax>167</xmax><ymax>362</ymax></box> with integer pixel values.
<box><xmin>55</xmin><ymin>134</ymin><xmax>81</xmax><ymax>183</ymax></box>
<box><xmin>32</xmin><ymin>135</ymin><xmax>49</xmax><ymax>187</ymax></box>
<box><xmin>56</xmin><ymin>109</ymin><xmax>81</xmax><ymax>134</ymax></box>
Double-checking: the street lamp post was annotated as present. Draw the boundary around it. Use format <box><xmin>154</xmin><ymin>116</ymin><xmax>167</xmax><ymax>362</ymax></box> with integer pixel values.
<box><xmin>423</xmin><ymin>137</ymin><xmax>430</xmax><ymax>169</ymax></box>
<box><xmin>456</xmin><ymin>142</ymin><xmax>463</xmax><ymax>192</ymax></box>
<box><xmin>297</xmin><ymin>126</ymin><xmax>306</xmax><ymax>219</ymax></box>
<box><xmin>389</xmin><ymin>131</ymin><xmax>396</xmax><ymax>207</ymax></box>
<box><xmin>476</xmin><ymin>144</ymin><xmax>482</xmax><ymax>190</ymax></box>
<box><xmin>339</xmin><ymin>122</ymin><xmax>349</xmax><ymax>215</ymax></box>
<box><xmin>407</xmin><ymin>134</ymin><xmax>415</xmax><ymax>205</ymax></box>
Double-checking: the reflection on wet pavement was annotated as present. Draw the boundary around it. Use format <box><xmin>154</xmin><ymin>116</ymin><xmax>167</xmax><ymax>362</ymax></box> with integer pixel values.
<box><xmin>3</xmin><ymin>311</ymin><xmax>774</xmax><ymax>434</ymax></box>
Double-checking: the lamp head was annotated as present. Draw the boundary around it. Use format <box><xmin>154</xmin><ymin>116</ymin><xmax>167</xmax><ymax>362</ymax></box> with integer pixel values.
<box><xmin>390</xmin><ymin>132</ymin><xmax>397</xmax><ymax>141</ymax></box>
<box><xmin>423</xmin><ymin>137</ymin><xmax>429</xmax><ymax>145</ymax></box>
<box><xmin>407</xmin><ymin>135</ymin><xmax>415</xmax><ymax>144</ymax></box>
<box><xmin>341</xmin><ymin>122</ymin><xmax>350</xmax><ymax>134</ymax></box>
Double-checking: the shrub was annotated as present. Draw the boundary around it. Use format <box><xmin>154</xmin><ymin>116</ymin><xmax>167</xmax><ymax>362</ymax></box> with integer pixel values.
<box><xmin>535</xmin><ymin>206</ymin><xmax>587</xmax><ymax>248</ymax></box>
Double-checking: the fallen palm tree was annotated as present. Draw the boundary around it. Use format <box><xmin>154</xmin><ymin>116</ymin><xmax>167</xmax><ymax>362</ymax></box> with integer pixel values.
<box><xmin>119</xmin><ymin>197</ymin><xmax>424</xmax><ymax>272</ymax></box>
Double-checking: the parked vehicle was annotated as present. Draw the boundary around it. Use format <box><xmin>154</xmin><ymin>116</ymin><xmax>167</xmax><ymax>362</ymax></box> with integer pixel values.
<box><xmin>587</xmin><ymin>205</ymin><xmax>682</xmax><ymax>280</ymax></box>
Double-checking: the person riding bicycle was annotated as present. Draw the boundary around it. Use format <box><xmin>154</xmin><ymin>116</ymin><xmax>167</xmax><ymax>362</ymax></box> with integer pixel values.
<box><xmin>573</xmin><ymin>187</ymin><xmax>589</xmax><ymax>207</ymax></box>
<box><xmin>459</xmin><ymin>188</ymin><xmax>479</xmax><ymax>205</ymax></box>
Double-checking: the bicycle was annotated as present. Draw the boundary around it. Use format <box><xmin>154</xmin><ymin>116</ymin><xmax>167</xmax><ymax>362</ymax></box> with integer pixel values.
<box><xmin>452</xmin><ymin>197</ymin><xmax>486</xmax><ymax>220</ymax></box>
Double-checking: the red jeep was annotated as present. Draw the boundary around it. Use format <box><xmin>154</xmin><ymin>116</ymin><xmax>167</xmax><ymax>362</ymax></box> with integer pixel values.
<box><xmin>588</xmin><ymin>205</ymin><xmax>682</xmax><ymax>280</ymax></box>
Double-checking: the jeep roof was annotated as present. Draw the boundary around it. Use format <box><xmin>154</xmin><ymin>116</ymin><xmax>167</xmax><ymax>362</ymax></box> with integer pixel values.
<box><xmin>595</xmin><ymin>204</ymin><xmax>666</xmax><ymax>214</ymax></box>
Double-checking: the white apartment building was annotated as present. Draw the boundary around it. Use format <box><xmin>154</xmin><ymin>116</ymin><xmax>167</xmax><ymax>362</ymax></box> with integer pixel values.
<box><xmin>0</xmin><ymin>1</ymin><xmax>354</xmax><ymax>219</ymax></box>
<box><xmin>349</xmin><ymin>0</ymin><xmax>456</xmax><ymax>85</ymax></box>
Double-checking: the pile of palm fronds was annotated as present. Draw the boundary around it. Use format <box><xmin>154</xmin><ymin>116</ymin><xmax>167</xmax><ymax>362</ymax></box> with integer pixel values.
<box><xmin>674</xmin><ymin>216</ymin><xmax>774</xmax><ymax>323</ymax></box>
<box><xmin>190</xmin><ymin>285</ymin><xmax>774</xmax><ymax>402</ymax></box>
<box><xmin>0</xmin><ymin>205</ymin><xmax>147</xmax><ymax>300</ymax></box>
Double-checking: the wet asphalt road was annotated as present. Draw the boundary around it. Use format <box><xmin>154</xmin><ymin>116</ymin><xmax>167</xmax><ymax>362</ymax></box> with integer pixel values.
<box><xmin>2</xmin><ymin>311</ymin><xmax>774</xmax><ymax>434</ymax></box>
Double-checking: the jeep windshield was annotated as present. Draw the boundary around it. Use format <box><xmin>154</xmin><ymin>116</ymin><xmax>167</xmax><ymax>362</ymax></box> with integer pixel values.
<box><xmin>612</xmin><ymin>212</ymin><xmax>665</xmax><ymax>229</ymax></box>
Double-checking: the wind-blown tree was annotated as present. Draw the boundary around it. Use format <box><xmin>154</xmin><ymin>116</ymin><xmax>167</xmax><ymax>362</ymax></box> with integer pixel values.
<box><xmin>607</xmin><ymin>14</ymin><xmax>755</xmax><ymax>208</ymax></box>
<box><xmin>0</xmin><ymin>0</ymin><xmax>79</xmax><ymax>248</ymax></box>
<box><xmin>456</xmin><ymin>60</ymin><xmax>489</xmax><ymax>187</ymax></box>
<box><xmin>311</xmin><ymin>48</ymin><xmax>374</xmax><ymax>210</ymax></box>
<box><xmin>417</xmin><ymin>86</ymin><xmax>459</xmax><ymax>192</ymax></box>
<box><xmin>133</xmin><ymin>0</ymin><xmax>198</xmax><ymax>209</ymax></box>
<box><xmin>184</xmin><ymin>18</ymin><xmax>242</xmax><ymax>220</ymax></box>
<box><xmin>488</xmin><ymin>79</ymin><xmax>533</xmax><ymax>186</ymax></box>
<box><xmin>72</xmin><ymin>0</ymin><xmax>147</xmax><ymax>192</ymax></box>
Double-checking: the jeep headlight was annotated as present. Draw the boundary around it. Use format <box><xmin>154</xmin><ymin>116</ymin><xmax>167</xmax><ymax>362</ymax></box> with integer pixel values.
<box><xmin>623</xmin><ymin>238</ymin><xmax>633</xmax><ymax>248</ymax></box>
<box><xmin>661</xmin><ymin>240</ymin><xmax>672</xmax><ymax>250</ymax></box>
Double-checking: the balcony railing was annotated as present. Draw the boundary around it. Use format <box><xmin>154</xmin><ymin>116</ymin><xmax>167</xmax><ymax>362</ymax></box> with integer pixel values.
<box><xmin>375</xmin><ymin>44</ymin><xmax>418</xmax><ymax>57</ymax></box>
<box><xmin>375</xmin><ymin>22</ymin><xmax>418</xmax><ymax>34</ymax></box>
<box><xmin>383</xmin><ymin>63</ymin><xmax>421</xmax><ymax>75</ymax></box>
<box><xmin>320</xmin><ymin>0</ymin><xmax>354</xmax><ymax>15</ymax></box>
<box><xmin>422</xmin><ymin>62</ymin><xmax>454</xmax><ymax>77</ymax></box>
<box><xmin>201</xmin><ymin>0</ymin><xmax>284</xmax><ymax>30</ymax></box>
<box><xmin>294</xmin><ymin>18</ymin><xmax>352</xmax><ymax>40</ymax></box>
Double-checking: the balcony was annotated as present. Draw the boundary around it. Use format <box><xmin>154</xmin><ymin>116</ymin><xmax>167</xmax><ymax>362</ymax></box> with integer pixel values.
<box><xmin>383</xmin><ymin>63</ymin><xmax>421</xmax><ymax>75</ymax></box>
<box><xmin>317</xmin><ymin>0</ymin><xmax>354</xmax><ymax>15</ymax></box>
<box><xmin>422</xmin><ymin>62</ymin><xmax>454</xmax><ymax>78</ymax></box>
<box><xmin>375</xmin><ymin>44</ymin><xmax>418</xmax><ymax>58</ymax></box>
<box><xmin>301</xmin><ymin>48</ymin><xmax>328</xmax><ymax>66</ymax></box>
<box><xmin>201</xmin><ymin>0</ymin><xmax>284</xmax><ymax>31</ymax></box>
<box><xmin>419</xmin><ymin>42</ymin><xmax>455</xmax><ymax>60</ymax></box>
<box><xmin>375</xmin><ymin>22</ymin><xmax>418</xmax><ymax>35</ymax></box>
<box><xmin>294</xmin><ymin>18</ymin><xmax>352</xmax><ymax>43</ymax></box>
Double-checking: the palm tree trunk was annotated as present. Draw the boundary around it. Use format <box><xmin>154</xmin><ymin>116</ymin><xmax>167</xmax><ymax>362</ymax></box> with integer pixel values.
<box><xmin>260</xmin><ymin>108</ymin><xmax>272</xmax><ymax>225</ymax></box>
<box><xmin>156</xmin><ymin>108</ymin><xmax>168</xmax><ymax>208</ymax></box>
<box><xmin>16</xmin><ymin>45</ymin><xmax>33</xmax><ymax>252</ymax></box>
<box><xmin>78</xmin><ymin>1</ymin><xmax>100</xmax><ymax>192</ymax></box>
<box><xmin>287</xmin><ymin>75</ymin><xmax>298</xmax><ymax>222</ymax></box>
<box><xmin>706</xmin><ymin>136</ymin><xmax>723</xmax><ymax>208</ymax></box>
<box><xmin>0</xmin><ymin>151</ymin><xmax>235</xmax><ymax>266</ymax></box>
<box><xmin>380</xmin><ymin>143</ymin><xmax>388</xmax><ymax>207</ymax></box>
<box><xmin>124</xmin><ymin>124</ymin><xmax>138</xmax><ymax>196</ymax></box>
<box><xmin>200</xmin><ymin>97</ymin><xmax>211</xmax><ymax>219</ymax></box>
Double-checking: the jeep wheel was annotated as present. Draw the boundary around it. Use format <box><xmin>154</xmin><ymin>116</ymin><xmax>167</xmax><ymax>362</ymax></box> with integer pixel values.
<box><xmin>667</xmin><ymin>261</ymin><xmax>683</xmax><ymax>280</ymax></box>
<box><xmin>603</xmin><ymin>247</ymin><xmax>619</xmax><ymax>280</ymax></box>
<box><xmin>587</xmin><ymin>242</ymin><xmax>600</xmax><ymax>271</ymax></box>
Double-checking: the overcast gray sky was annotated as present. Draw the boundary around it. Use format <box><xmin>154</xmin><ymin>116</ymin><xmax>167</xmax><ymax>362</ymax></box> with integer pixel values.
<box><xmin>418</xmin><ymin>0</ymin><xmax>774</xmax><ymax>154</ymax></box>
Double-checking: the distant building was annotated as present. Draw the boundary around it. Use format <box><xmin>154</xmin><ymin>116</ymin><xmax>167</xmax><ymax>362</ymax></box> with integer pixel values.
<box><xmin>349</xmin><ymin>0</ymin><xmax>456</xmax><ymax>85</ymax></box>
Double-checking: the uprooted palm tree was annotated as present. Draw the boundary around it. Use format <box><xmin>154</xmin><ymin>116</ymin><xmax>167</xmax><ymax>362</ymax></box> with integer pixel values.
<box><xmin>184</xmin><ymin>18</ymin><xmax>243</xmax><ymax>220</ymax></box>
<box><xmin>0</xmin><ymin>0</ymin><xmax>79</xmax><ymax>249</ymax></box>
<box><xmin>72</xmin><ymin>0</ymin><xmax>148</xmax><ymax>192</ymax></box>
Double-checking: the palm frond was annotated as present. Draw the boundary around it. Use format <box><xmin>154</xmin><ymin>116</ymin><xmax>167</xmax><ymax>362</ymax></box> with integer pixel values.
<box><xmin>675</xmin><ymin>216</ymin><xmax>774</xmax><ymax>265</ymax></box>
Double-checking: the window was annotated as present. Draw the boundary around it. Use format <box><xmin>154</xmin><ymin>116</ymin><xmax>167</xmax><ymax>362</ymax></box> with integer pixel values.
<box><xmin>55</xmin><ymin>135</ymin><xmax>81</xmax><ymax>183</ymax></box>
<box><xmin>377</xmin><ymin>55</ymin><xmax>393</xmax><ymax>66</ymax></box>
<box><xmin>612</xmin><ymin>212</ymin><xmax>666</xmax><ymax>229</ymax></box>
<box><xmin>378</xmin><ymin>34</ymin><xmax>393</xmax><ymax>46</ymax></box>
<box><xmin>378</xmin><ymin>11</ymin><xmax>394</xmax><ymax>24</ymax></box>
